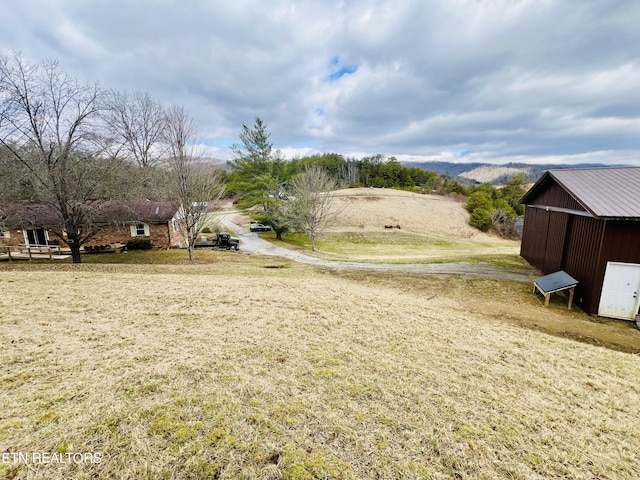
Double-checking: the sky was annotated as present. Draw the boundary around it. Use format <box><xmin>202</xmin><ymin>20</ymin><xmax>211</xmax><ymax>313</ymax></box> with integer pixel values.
<box><xmin>1</xmin><ymin>0</ymin><xmax>639</xmax><ymax>165</ymax></box>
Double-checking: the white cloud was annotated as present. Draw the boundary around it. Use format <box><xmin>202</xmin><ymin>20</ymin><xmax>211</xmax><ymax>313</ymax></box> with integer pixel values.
<box><xmin>0</xmin><ymin>0</ymin><xmax>638</xmax><ymax>165</ymax></box>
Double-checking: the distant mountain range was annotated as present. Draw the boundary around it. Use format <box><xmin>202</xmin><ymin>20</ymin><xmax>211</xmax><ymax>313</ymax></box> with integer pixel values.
<box><xmin>402</xmin><ymin>162</ymin><xmax>631</xmax><ymax>185</ymax></box>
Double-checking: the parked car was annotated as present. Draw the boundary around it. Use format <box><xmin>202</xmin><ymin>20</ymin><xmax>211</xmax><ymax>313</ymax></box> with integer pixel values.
<box><xmin>250</xmin><ymin>223</ymin><xmax>271</xmax><ymax>232</ymax></box>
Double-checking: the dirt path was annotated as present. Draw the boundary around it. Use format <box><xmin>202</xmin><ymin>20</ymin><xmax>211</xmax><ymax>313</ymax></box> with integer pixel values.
<box><xmin>220</xmin><ymin>216</ymin><xmax>531</xmax><ymax>282</ymax></box>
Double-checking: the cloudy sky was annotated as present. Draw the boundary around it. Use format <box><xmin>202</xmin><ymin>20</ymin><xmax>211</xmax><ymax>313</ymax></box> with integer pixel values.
<box><xmin>1</xmin><ymin>0</ymin><xmax>639</xmax><ymax>165</ymax></box>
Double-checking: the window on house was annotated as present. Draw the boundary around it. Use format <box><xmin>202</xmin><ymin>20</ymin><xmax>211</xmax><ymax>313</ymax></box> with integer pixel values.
<box><xmin>131</xmin><ymin>223</ymin><xmax>150</xmax><ymax>237</ymax></box>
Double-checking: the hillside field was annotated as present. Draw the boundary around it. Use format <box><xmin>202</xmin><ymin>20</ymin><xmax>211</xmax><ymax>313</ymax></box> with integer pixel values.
<box><xmin>233</xmin><ymin>188</ymin><xmax>522</xmax><ymax>264</ymax></box>
<box><xmin>1</xmin><ymin>251</ymin><xmax>640</xmax><ymax>479</ymax></box>
<box><xmin>2</xmin><ymin>189</ymin><xmax>640</xmax><ymax>479</ymax></box>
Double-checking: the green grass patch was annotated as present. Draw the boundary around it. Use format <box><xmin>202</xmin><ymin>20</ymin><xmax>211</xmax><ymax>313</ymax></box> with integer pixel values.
<box><xmin>264</xmin><ymin>229</ymin><xmax>524</xmax><ymax>267</ymax></box>
<box><xmin>274</xmin><ymin>230</ymin><xmax>459</xmax><ymax>252</ymax></box>
<box><xmin>429</xmin><ymin>253</ymin><xmax>531</xmax><ymax>269</ymax></box>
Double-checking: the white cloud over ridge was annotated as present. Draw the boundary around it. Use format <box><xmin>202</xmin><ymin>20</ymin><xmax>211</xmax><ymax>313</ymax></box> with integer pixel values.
<box><xmin>1</xmin><ymin>0</ymin><xmax>638</xmax><ymax>165</ymax></box>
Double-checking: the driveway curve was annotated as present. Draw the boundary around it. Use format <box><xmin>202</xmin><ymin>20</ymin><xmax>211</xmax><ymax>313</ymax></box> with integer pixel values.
<box><xmin>221</xmin><ymin>216</ymin><xmax>530</xmax><ymax>282</ymax></box>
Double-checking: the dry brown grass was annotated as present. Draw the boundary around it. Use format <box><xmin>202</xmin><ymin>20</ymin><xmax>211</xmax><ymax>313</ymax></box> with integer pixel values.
<box><xmin>329</xmin><ymin>188</ymin><xmax>493</xmax><ymax>239</ymax></box>
<box><xmin>1</xmin><ymin>257</ymin><xmax>640</xmax><ymax>479</ymax></box>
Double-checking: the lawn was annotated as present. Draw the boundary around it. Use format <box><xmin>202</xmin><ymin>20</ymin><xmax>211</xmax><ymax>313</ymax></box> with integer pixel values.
<box><xmin>259</xmin><ymin>229</ymin><xmax>524</xmax><ymax>266</ymax></box>
<box><xmin>1</xmin><ymin>252</ymin><xmax>640</xmax><ymax>479</ymax></box>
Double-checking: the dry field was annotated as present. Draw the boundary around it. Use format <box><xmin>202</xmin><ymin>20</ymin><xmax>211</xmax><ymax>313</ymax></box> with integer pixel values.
<box><xmin>1</xmin><ymin>254</ymin><xmax>640</xmax><ymax>479</ymax></box>
<box><xmin>249</xmin><ymin>188</ymin><xmax>522</xmax><ymax>263</ymax></box>
<box><xmin>329</xmin><ymin>188</ymin><xmax>479</xmax><ymax>238</ymax></box>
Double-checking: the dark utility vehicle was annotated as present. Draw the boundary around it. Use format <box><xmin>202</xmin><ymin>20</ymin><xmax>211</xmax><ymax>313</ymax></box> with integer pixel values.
<box><xmin>195</xmin><ymin>232</ymin><xmax>239</xmax><ymax>251</ymax></box>
<box><xmin>250</xmin><ymin>223</ymin><xmax>271</xmax><ymax>232</ymax></box>
<box><xmin>215</xmin><ymin>232</ymin><xmax>239</xmax><ymax>250</ymax></box>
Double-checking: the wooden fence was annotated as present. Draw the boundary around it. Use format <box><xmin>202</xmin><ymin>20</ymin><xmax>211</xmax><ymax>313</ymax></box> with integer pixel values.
<box><xmin>0</xmin><ymin>245</ymin><xmax>68</xmax><ymax>260</ymax></box>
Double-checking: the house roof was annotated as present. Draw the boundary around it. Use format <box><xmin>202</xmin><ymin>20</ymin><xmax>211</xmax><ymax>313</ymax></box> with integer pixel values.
<box><xmin>0</xmin><ymin>201</ymin><xmax>178</xmax><ymax>227</ymax></box>
<box><xmin>121</xmin><ymin>201</ymin><xmax>179</xmax><ymax>222</ymax></box>
<box><xmin>521</xmin><ymin>166</ymin><xmax>640</xmax><ymax>219</ymax></box>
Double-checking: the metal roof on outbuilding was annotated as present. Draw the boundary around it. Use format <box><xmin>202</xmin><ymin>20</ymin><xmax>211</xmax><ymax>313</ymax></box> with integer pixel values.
<box><xmin>521</xmin><ymin>166</ymin><xmax>640</xmax><ymax>219</ymax></box>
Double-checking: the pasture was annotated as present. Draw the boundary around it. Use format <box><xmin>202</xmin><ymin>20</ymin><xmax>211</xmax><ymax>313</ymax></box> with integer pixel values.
<box><xmin>232</xmin><ymin>188</ymin><xmax>522</xmax><ymax>265</ymax></box>
<box><xmin>2</xmin><ymin>190</ymin><xmax>640</xmax><ymax>479</ymax></box>
<box><xmin>1</xmin><ymin>250</ymin><xmax>640</xmax><ymax>479</ymax></box>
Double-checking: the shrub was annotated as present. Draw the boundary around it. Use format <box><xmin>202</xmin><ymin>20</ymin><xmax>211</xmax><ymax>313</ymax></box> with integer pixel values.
<box><xmin>466</xmin><ymin>191</ymin><xmax>493</xmax><ymax>213</ymax></box>
<box><xmin>469</xmin><ymin>208</ymin><xmax>492</xmax><ymax>232</ymax></box>
<box><xmin>466</xmin><ymin>186</ymin><xmax>521</xmax><ymax>235</ymax></box>
<box><xmin>126</xmin><ymin>239</ymin><xmax>153</xmax><ymax>250</ymax></box>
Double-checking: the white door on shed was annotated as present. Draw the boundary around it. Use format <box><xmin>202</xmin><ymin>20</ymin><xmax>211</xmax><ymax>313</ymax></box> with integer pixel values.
<box><xmin>598</xmin><ymin>262</ymin><xmax>640</xmax><ymax>320</ymax></box>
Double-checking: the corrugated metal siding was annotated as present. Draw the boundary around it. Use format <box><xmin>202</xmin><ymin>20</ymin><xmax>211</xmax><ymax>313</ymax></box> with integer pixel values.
<box><xmin>520</xmin><ymin>207</ymin><xmax>569</xmax><ymax>274</ymax></box>
<box><xmin>525</xmin><ymin>214</ymin><xmax>640</xmax><ymax>315</ymax></box>
<box><xmin>543</xmin><ymin>212</ymin><xmax>568</xmax><ymax>273</ymax></box>
<box><xmin>600</xmin><ymin>221</ymin><xmax>640</xmax><ymax>263</ymax></box>
<box><xmin>589</xmin><ymin>221</ymin><xmax>640</xmax><ymax>315</ymax></box>
<box><xmin>561</xmin><ymin>216</ymin><xmax>605</xmax><ymax>315</ymax></box>
<box><xmin>520</xmin><ymin>206</ymin><xmax>548</xmax><ymax>271</ymax></box>
<box><xmin>529</xmin><ymin>181</ymin><xmax>586</xmax><ymax>211</ymax></box>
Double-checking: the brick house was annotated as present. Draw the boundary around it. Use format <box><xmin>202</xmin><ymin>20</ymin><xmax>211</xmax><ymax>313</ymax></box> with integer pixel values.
<box><xmin>0</xmin><ymin>201</ymin><xmax>183</xmax><ymax>250</ymax></box>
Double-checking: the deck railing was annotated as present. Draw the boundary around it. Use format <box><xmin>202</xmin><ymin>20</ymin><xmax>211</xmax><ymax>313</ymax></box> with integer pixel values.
<box><xmin>0</xmin><ymin>245</ymin><xmax>65</xmax><ymax>260</ymax></box>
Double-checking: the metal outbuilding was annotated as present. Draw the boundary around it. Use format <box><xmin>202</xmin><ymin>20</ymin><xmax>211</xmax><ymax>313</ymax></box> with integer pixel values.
<box><xmin>520</xmin><ymin>167</ymin><xmax>640</xmax><ymax>319</ymax></box>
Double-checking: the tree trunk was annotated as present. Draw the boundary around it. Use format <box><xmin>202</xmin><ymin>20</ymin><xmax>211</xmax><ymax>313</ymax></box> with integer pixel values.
<box><xmin>70</xmin><ymin>244</ymin><xmax>82</xmax><ymax>264</ymax></box>
<box><xmin>185</xmin><ymin>225</ymin><xmax>196</xmax><ymax>262</ymax></box>
<box><xmin>276</xmin><ymin>231</ymin><xmax>282</xmax><ymax>240</ymax></box>
<box><xmin>66</xmin><ymin>229</ymin><xmax>83</xmax><ymax>264</ymax></box>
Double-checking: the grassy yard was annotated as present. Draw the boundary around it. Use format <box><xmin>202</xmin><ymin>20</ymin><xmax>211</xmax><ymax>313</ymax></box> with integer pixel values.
<box><xmin>1</xmin><ymin>252</ymin><xmax>640</xmax><ymax>479</ymax></box>
<box><xmin>260</xmin><ymin>229</ymin><xmax>524</xmax><ymax>266</ymax></box>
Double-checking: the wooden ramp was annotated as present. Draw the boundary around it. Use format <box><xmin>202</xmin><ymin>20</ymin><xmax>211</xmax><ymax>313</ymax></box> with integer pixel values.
<box><xmin>0</xmin><ymin>245</ymin><xmax>71</xmax><ymax>261</ymax></box>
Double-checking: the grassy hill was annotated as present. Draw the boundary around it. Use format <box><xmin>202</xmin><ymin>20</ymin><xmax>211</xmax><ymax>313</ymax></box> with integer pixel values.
<box><xmin>246</xmin><ymin>188</ymin><xmax>522</xmax><ymax>265</ymax></box>
<box><xmin>2</xmin><ymin>254</ymin><xmax>640</xmax><ymax>479</ymax></box>
<box><xmin>2</xmin><ymin>191</ymin><xmax>640</xmax><ymax>479</ymax></box>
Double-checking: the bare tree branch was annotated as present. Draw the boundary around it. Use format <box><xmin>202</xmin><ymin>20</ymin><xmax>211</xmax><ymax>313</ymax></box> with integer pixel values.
<box><xmin>102</xmin><ymin>89</ymin><xmax>166</xmax><ymax>167</ymax></box>
<box><xmin>288</xmin><ymin>165</ymin><xmax>341</xmax><ymax>251</ymax></box>
<box><xmin>0</xmin><ymin>52</ymin><xmax>115</xmax><ymax>263</ymax></box>
<box><xmin>163</xmin><ymin>105</ymin><xmax>224</xmax><ymax>261</ymax></box>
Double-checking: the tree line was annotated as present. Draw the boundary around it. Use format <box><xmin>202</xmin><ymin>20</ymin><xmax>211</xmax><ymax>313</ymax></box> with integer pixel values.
<box><xmin>227</xmin><ymin>149</ymin><xmax>457</xmax><ymax>195</ymax></box>
<box><xmin>226</xmin><ymin>119</ymin><xmax>526</xmax><ymax>239</ymax></box>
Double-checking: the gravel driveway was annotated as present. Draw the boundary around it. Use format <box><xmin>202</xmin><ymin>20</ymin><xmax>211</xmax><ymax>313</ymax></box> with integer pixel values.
<box><xmin>221</xmin><ymin>216</ymin><xmax>531</xmax><ymax>282</ymax></box>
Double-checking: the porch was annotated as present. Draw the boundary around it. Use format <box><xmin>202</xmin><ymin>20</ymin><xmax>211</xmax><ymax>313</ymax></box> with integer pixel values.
<box><xmin>0</xmin><ymin>243</ymin><xmax>125</xmax><ymax>261</ymax></box>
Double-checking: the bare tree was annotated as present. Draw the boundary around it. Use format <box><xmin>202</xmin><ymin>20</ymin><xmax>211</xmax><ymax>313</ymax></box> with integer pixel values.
<box><xmin>288</xmin><ymin>165</ymin><xmax>340</xmax><ymax>251</ymax></box>
<box><xmin>0</xmin><ymin>52</ymin><xmax>119</xmax><ymax>263</ymax></box>
<box><xmin>102</xmin><ymin>89</ymin><xmax>166</xmax><ymax>167</ymax></box>
<box><xmin>340</xmin><ymin>158</ymin><xmax>360</xmax><ymax>186</ymax></box>
<box><xmin>163</xmin><ymin>105</ymin><xmax>224</xmax><ymax>261</ymax></box>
